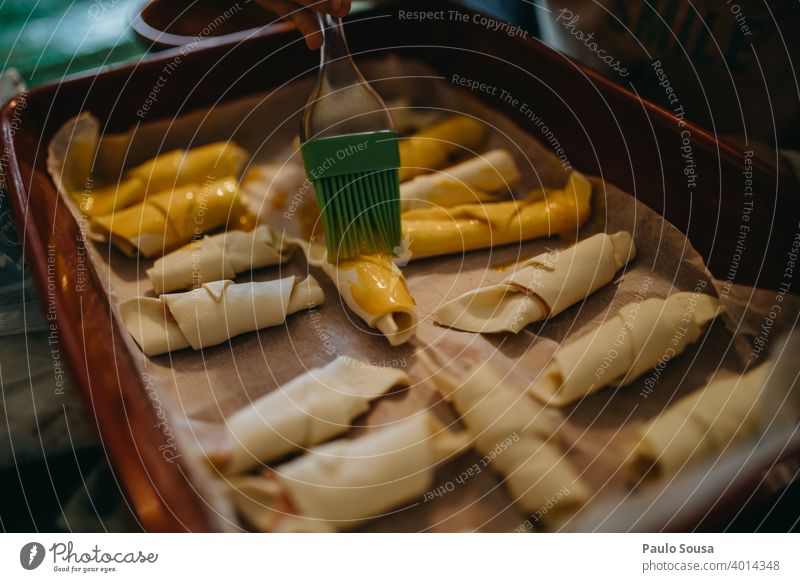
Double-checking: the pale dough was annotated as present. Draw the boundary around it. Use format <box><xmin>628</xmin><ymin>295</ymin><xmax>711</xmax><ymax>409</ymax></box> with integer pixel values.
<box><xmin>119</xmin><ymin>275</ymin><xmax>324</xmax><ymax>356</ymax></box>
<box><xmin>434</xmin><ymin>231</ymin><xmax>636</xmax><ymax>333</ymax></box>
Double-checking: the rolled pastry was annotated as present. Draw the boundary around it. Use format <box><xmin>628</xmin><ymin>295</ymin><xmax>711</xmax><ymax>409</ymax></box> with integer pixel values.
<box><xmin>127</xmin><ymin>141</ymin><xmax>248</xmax><ymax>193</ymax></box>
<box><xmin>434</xmin><ymin>231</ymin><xmax>636</xmax><ymax>333</ymax></box>
<box><xmin>628</xmin><ymin>364</ymin><xmax>768</xmax><ymax>482</ymax></box>
<box><xmin>239</xmin><ymin>163</ymin><xmax>308</xmax><ymax>219</ymax></box>
<box><xmin>119</xmin><ymin>275</ymin><xmax>324</xmax><ymax>356</ymax></box>
<box><xmin>422</xmin><ymin>356</ymin><xmax>589</xmax><ymax>516</ymax></box>
<box><xmin>402</xmin><ymin>171</ymin><xmax>593</xmax><ymax>260</ymax></box>
<box><xmin>228</xmin><ymin>413</ymin><xmax>469</xmax><ymax>532</ymax></box>
<box><xmin>77</xmin><ymin>141</ymin><xmax>247</xmax><ymax>217</ymax></box>
<box><xmin>91</xmin><ymin>177</ymin><xmax>244</xmax><ymax>257</ymax></box>
<box><xmin>300</xmin><ymin>242</ymin><xmax>418</xmax><ymax>346</ymax></box>
<box><xmin>146</xmin><ymin>225</ymin><xmax>295</xmax><ymax>294</ymax></box>
<box><xmin>399</xmin><ymin>115</ymin><xmax>486</xmax><ymax>181</ymax></box>
<box><xmin>385</xmin><ymin>98</ymin><xmax>441</xmax><ymax>133</ymax></box>
<box><xmin>400</xmin><ymin>149</ymin><xmax>520</xmax><ymax>211</ymax></box>
<box><xmin>210</xmin><ymin>357</ymin><xmax>409</xmax><ymax>474</ymax></box>
<box><xmin>530</xmin><ymin>291</ymin><xmax>722</xmax><ymax>406</ymax></box>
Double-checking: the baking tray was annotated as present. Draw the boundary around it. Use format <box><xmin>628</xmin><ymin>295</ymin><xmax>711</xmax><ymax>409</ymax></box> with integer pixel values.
<box><xmin>2</xmin><ymin>0</ymin><xmax>798</xmax><ymax>532</ymax></box>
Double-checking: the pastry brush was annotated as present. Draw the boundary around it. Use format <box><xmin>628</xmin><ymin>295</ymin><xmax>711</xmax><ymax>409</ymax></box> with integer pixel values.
<box><xmin>300</xmin><ymin>13</ymin><xmax>401</xmax><ymax>261</ymax></box>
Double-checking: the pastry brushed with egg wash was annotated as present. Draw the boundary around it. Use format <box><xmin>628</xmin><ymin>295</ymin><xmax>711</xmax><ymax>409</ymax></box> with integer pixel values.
<box><xmin>300</xmin><ymin>242</ymin><xmax>418</xmax><ymax>346</ymax></box>
<box><xmin>77</xmin><ymin>141</ymin><xmax>247</xmax><ymax>217</ymax></box>
<box><xmin>399</xmin><ymin>115</ymin><xmax>486</xmax><ymax>181</ymax></box>
<box><xmin>91</xmin><ymin>177</ymin><xmax>245</xmax><ymax>257</ymax></box>
<box><xmin>402</xmin><ymin>171</ymin><xmax>593</xmax><ymax>260</ymax></box>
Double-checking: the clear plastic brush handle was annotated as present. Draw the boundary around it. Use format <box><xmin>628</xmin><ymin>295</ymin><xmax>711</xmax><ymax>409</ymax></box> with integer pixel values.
<box><xmin>300</xmin><ymin>13</ymin><xmax>395</xmax><ymax>142</ymax></box>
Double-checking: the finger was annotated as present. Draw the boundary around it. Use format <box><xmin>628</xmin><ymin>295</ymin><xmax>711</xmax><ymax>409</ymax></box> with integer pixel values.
<box><xmin>257</xmin><ymin>0</ymin><xmax>323</xmax><ymax>49</ymax></box>
<box><xmin>293</xmin><ymin>0</ymin><xmax>351</xmax><ymax>18</ymax></box>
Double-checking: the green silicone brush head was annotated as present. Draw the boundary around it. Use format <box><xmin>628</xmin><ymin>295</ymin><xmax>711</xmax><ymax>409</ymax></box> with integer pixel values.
<box><xmin>301</xmin><ymin>131</ymin><xmax>401</xmax><ymax>261</ymax></box>
<box><xmin>300</xmin><ymin>14</ymin><xmax>401</xmax><ymax>262</ymax></box>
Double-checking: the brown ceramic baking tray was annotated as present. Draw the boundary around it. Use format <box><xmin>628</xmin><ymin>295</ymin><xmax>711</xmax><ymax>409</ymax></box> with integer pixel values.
<box><xmin>132</xmin><ymin>0</ymin><xmax>288</xmax><ymax>50</ymax></box>
<box><xmin>2</xmin><ymin>0</ymin><xmax>798</xmax><ymax>532</ymax></box>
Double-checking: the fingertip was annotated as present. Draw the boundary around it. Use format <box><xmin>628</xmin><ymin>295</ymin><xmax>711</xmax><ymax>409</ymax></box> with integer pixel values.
<box><xmin>305</xmin><ymin>28</ymin><xmax>324</xmax><ymax>50</ymax></box>
<box><xmin>331</xmin><ymin>0</ymin><xmax>350</xmax><ymax>18</ymax></box>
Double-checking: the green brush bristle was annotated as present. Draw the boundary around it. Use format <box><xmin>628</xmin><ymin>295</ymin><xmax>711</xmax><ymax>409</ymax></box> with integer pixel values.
<box><xmin>301</xmin><ymin>130</ymin><xmax>402</xmax><ymax>261</ymax></box>
<box><xmin>313</xmin><ymin>169</ymin><xmax>401</xmax><ymax>259</ymax></box>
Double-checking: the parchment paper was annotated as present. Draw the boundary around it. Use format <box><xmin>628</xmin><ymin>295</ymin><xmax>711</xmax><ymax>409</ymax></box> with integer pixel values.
<box><xmin>47</xmin><ymin>57</ymin><xmax>798</xmax><ymax>532</ymax></box>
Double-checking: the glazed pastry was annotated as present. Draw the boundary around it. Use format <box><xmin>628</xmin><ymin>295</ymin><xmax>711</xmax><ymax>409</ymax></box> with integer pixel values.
<box><xmin>422</xmin><ymin>356</ymin><xmax>589</xmax><ymax>515</ymax></box>
<box><xmin>628</xmin><ymin>364</ymin><xmax>768</xmax><ymax>482</ymax></box>
<box><xmin>228</xmin><ymin>413</ymin><xmax>468</xmax><ymax>532</ymax></box>
<box><xmin>300</xmin><ymin>242</ymin><xmax>418</xmax><ymax>346</ymax></box>
<box><xmin>399</xmin><ymin>115</ymin><xmax>486</xmax><ymax>181</ymax></box>
<box><xmin>400</xmin><ymin>149</ymin><xmax>520</xmax><ymax>211</ymax></box>
<box><xmin>402</xmin><ymin>171</ymin><xmax>592</xmax><ymax>260</ymax></box>
<box><xmin>119</xmin><ymin>276</ymin><xmax>323</xmax><ymax>356</ymax></box>
<box><xmin>77</xmin><ymin>141</ymin><xmax>247</xmax><ymax>217</ymax></box>
<box><xmin>434</xmin><ymin>231</ymin><xmax>636</xmax><ymax>333</ymax></box>
<box><xmin>91</xmin><ymin>177</ymin><xmax>244</xmax><ymax>257</ymax></box>
<box><xmin>127</xmin><ymin>141</ymin><xmax>247</xmax><ymax>193</ymax></box>
<box><xmin>210</xmin><ymin>357</ymin><xmax>409</xmax><ymax>474</ymax></box>
<box><xmin>147</xmin><ymin>225</ymin><xmax>295</xmax><ymax>294</ymax></box>
<box><xmin>529</xmin><ymin>292</ymin><xmax>722</xmax><ymax>406</ymax></box>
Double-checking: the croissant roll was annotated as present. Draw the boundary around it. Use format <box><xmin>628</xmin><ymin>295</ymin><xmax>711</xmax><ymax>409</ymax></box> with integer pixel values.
<box><xmin>399</xmin><ymin>115</ymin><xmax>486</xmax><ymax>181</ymax></box>
<box><xmin>119</xmin><ymin>275</ymin><xmax>323</xmax><ymax>356</ymax></box>
<box><xmin>529</xmin><ymin>292</ymin><xmax>722</xmax><ymax>406</ymax></box>
<box><xmin>91</xmin><ymin>177</ymin><xmax>245</xmax><ymax>257</ymax></box>
<box><xmin>628</xmin><ymin>364</ymin><xmax>768</xmax><ymax>482</ymax></box>
<box><xmin>228</xmin><ymin>414</ymin><xmax>469</xmax><ymax>532</ymax></box>
<box><xmin>147</xmin><ymin>225</ymin><xmax>295</xmax><ymax>294</ymax></box>
<box><xmin>402</xmin><ymin>171</ymin><xmax>592</xmax><ymax>260</ymax></box>
<box><xmin>400</xmin><ymin>149</ymin><xmax>520</xmax><ymax>211</ymax></box>
<box><xmin>78</xmin><ymin>141</ymin><xmax>247</xmax><ymax>217</ymax></box>
<box><xmin>210</xmin><ymin>357</ymin><xmax>409</xmax><ymax>474</ymax></box>
<box><xmin>300</xmin><ymin>242</ymin><xmax>418</xmax><ymax>346</ymax></box>
<box><xmin>434</xmin><ymin>231</ymin><xmax>636</xmax><ymax>333</ymax></box>
<box><xmin>422</xmin><ymin>355</ymin><xmax>589</xmax><ymax>517</ymax></box>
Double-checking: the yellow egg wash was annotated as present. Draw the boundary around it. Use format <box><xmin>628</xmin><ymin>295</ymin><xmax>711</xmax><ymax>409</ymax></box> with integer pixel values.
<box><xmin>338</xmin><ymin>254</ymin><xmax>415</xmax><ymax>317</ymax></box>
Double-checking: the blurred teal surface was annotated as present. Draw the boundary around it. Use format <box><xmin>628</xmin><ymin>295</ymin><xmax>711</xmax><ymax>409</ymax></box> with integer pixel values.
<box><xmin>1</xmin><ymin>1</ymin><xmax>536</xmax><ymax>87</ymax></box>
<box><xmin>0</xmin><ymin>0</ymin><xmax>146</xmax><ymax>86</ymax></box>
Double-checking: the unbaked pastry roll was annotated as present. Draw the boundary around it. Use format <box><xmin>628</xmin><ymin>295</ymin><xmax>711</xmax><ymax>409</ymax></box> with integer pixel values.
<box><xmin>422</xmin><ymin>356</ymin><xmax>589</xmax><ymax>515</ymax></box>
<box><xmin>399</xmin><ymin>115</ymin><xmax>486</xmax><ymax>181</ymax></box>
<box><xmin>529</xmin><ymin>292</ymin><xmax>722</xmax><ymax>406</ymax></box>
<box><xmin>91</xmin><ymin>177</ymin><xmax>245</xmax><ymax>257</ymax></box>
<box><xmin>300</xmin><ymin>242</ymin><xmax>418</xmax><ymax>346</ymax></box>
<box><xmin>239</xmin><ymin>163</ymin><xmax>308</xmax><ymax>220</ymax></box>
<box><xmin>119</xmin><ymin>275</ymin><xmax>323</xmax><ymax>356</ymax></box>
<box><xmin>628</xmin><ymin>364</ymin><xmax>768</xmax><ymax>482</ymax></box>
<box><xmin>434</xmin><ymin>231</ymin><xmax>636</xmax><ymax>333</ymax></box>
<box><xmin>127</xmin><ymin>141</ymin><xmax>247</xmax><ymax>193</ymax></box>
<box><xmin>401</xmin><ymin>171</ymin><xmax>593</xmax><ymax>260</ymax></box>
<box><xmin>400</xmin><ymin>149</ymin><xmax>520</xmax><ymax>211</ymax></box>
<box><xmin>147</xmin><ymin>225</ymin><xmax>295</xmax><ymax>294</ymax></box>
<box><xmin>228</xmin><ymin>413</ymin><xmax>469</xmax><ymax>532</ymax></box>
<box><xmin>210</xmin><ymin>357</ymin><xmax>409</xmax><ymax>474</ymax></box>
<box><xmin>78</xmin><ymin>141</ymin><xmax>247</xmax><ymax>217</ymax></box>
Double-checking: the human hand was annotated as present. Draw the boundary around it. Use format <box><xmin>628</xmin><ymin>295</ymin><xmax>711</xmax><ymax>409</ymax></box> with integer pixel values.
<box><xmin>255</xmin><ymin>0</ymin><xmax>351</xmax><ymax>49</ymax></box>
